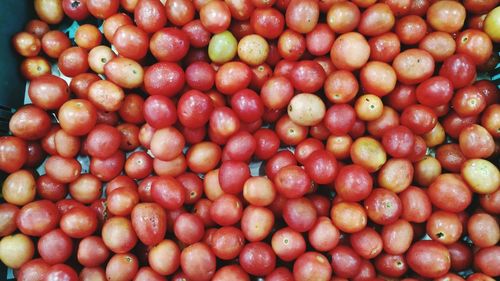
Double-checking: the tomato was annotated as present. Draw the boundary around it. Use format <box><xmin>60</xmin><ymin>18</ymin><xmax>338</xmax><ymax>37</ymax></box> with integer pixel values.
<box><xmin>251</xmin><ymin>8</ymin><xmax>285</xmax><ymax>39</ymax></box>
<box><xmin>16</xmin><ymin>258</ymin><xmax>50</xmax><ymax>281</ymax></box>
<box><xmin>293</xmin><ymin>252</ymin><xmax>331</xmax><ymax>281</ymax></box>
<box><xmin>105</xmin><ymin>253</ymin><xmax>139</xmax><ymax>281</ymax></box>
<box><xmin>406</xmin><ymin>240</ymin><xmax>451</xmax><ymax>278</ymax></box>
<box><xmin>393</xmin><ymin>49</ymin><xmax>435</xmax><ymax>85</ymax></box>
<box><xmin>484</xmin><ymin>6</ymin><xmax>500</xmax><ymax>42</ymax></box>
<box><xmin>150</xmin><ymin>28</ymin><xmax>190</xmax><ymax>63</ymax></box>
<box><xmin>180</xmin><ymin>243</ymin><xmax>217</xmax><ymax>281</ymax></box>
<box><xmin>86</xmin><ymin>0</ymin><xmax>119</xmax><ymax>19</ymax></box>
<box><xmin>240</xmin><ymin>242</ymin><xmax>276</xmax><ymax>276</ymax></box>
<box><xmin>0</xmin><ymin>204</ymin><xmax>19</xmax><ymax>237</ymax></box>
<box><xmin>62</xmin><ymin>0</ymin><xmax>89</xmax><ymax>20</ymax></box>
<box><xmin>210</xmin><ymin>226</ymin><xmax>245</xmax><ymax>260</ymax></box>
<box><xmin>144</xmin><ymin>62</ymin><xmax>185</xmax><ymax>97</ymax></box>
<box><xmin>77</xmin><ymin>236</ymin><xmax>110</xmax><ymax>267</ymax></box>
<box><xmin>350</xmin><ymin>227</ymin><xmax>383</xmax><ymax>260</ymax></box>
<box><xmin>374</xmin><ymin>253</ymin><xmax>407</xmax><ymax>278</ymax></box>
<box><xmin>0</xmin><ymin>136</ymin><xmax>28</xmax><ymax>173</ymax></box>
<box><xmin>326</xmin><ymin>2</ymin><xmax>360</xmax><ymax>34</ymax></box>
<box><xmin>102</xmin><ymin>217</ymin><xmax>137</xmax><ymax>254</ymax></box>
<box><xmin>89</xmin><ymin>150</ymin><xmax>125</xmax><ymax>182</ymax></box>
<box><xmin>166</xmin><ymin>0</ymin><xmax>195</xmax><ymax>26</ymax></box>
<box><xmin>24</xmin><ymin>19</ymin><xmax>49</xmax><ymax>38</ymax></box>
<box><xmin>459</xmin><ymin>124</ymin><xmax>495</xmax><ymax>158</ymax></box>
<box><xmin>364</xmin><ymin>188</ymin><xmax>402</xmax><ymax>225</ymax></box>
<box><xmin>331</xmin><ymin>32</ymin><xmax>370</xmax><ymax>71</ymax></box>
<box><xmin>285</xmin><ymin>0</ymin><xmax>319</xmax><ymax>34</ymax></box>
<box><xmin>148</xmin><ymin>239</ymin><xmax>180</xmax><ymax>275</ymax></box>
<box><xmin>143</xmin><ymin>95</ymin><xmax>177</xmax><ymax>129</ymax></box>
<box><xmin>358</xmin><ymin>3</ymin><xmax>395</xmax><ymax>37</ymax></box>
<box><xmin>208</xmin><ymin>31</ymin><xmax>238</xmax><ymax>64</ymax></box>
<box><xmin>16</xmin><ymin>199</ymin><xmax>59</xmax><ymax>237</ymax></box>
<box><xmin>112</xmin><ymin>25</ymin><xmax>149</xmax><ymax>60</ymax></box>
<box><xmin>439</xmin><ymin>53</ymin><xmax>477</xmax><ymax>89</ymax></box>
<box><xmin>34</xmin><ymin>0</ymin><xmax>64</xmax><ymax>24</ymax></box>
<box><xmin>187</xmin><ymin>141</ymin><xmax>222</xmax><ymax>173</ymax></box>
<box><xmin>416</xmin><ymin>76</ymin><xmax>454</xmax><ymax>107</ymax></box>
<box><xmin>150</xmin><ymin>127</ymin><xmax>184</xmax><ymax>161</ymax></box>
<box><xmin>45</xmin><ymin>156</ymin><xmax>81</xmax><ymax>184</ymax></box>
<box><xmin>474</xmin><ymin>246</ymin><xmax>500</xmax><ymax>277</ymax></box>
<box><xmin>468</xmin><ymin>212</ymin><xmax>500</xmax><ymax>249</ymax></box>
<box><xmin>426</xmin><ymin>1</ymin><xmax>466</xmax><ymax>33</ymax></box>
<box><xmin>151</xmin><ymin>176</ymin><xmax>186</xmax><ymax>210</ymax></box>
<box><xmin>60</xmin><ymin>206</ymin><xmax>97</xmax><ymax>238</ymax></box>
<box><xmin>334</xmin><ymin>164</ymin><xmax>372</xmax><ymax>202</ymax></box>
<box><xmin>133</xmin><ymin>0</ymin><xmax>167</xmax><ymax>33</ymax></box>
<box><xmin>216</xmin><ymin>62</ymin><xmax>252</xmax><ymax>95</ymax></box>
<box><xmin>9</xmin><ymin>105</ymin><xmax>51</xmax><ymax>141</ymax></box>
<box><xmin>330</xmin><ymin>245</ymin><xmax>362</xmax><ymax>278</ymax></box>
<box><xmin>304</xmin><ymin>150</ymin><xmax>338</xmax><ymax>185</ymax></box>
<box><xmin>37</xmin><ymin>229</ymin><xmax>73</xmax><ymax>265</ymax></box>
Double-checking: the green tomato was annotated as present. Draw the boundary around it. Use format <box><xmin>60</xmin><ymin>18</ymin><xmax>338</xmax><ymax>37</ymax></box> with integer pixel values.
<box><xmin>484</xmin><ymin>6</ymin><xmax>500</xmax><ymax>43</ymax></box>
<box><xmin>208</xmin><ymin>31</ymin><xmax>237</xmax><ymax>64</ymax></box>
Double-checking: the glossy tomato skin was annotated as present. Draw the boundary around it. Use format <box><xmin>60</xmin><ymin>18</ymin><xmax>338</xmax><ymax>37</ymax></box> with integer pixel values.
<box><xmin>382</xmin><ymin>125</ymin><xmax>415</xmax><ymax>158</ymax></box>
<box><xmin>105</xmin><ymin>253</ymin><xmax>139</xmax><ymax>281</ymax></box>
<box><xmin>112</xmin><ymin>25</ymin><xmax>149</xmax><ymax>60</ymax></box>
<box><xmin>428</xmin><ymin>174</ymin><xmax>472</xmax><ymax>213</ymax></box>
<box><xmin>239</xmin><ymin>242</ymin><xmax>276</xmax><ymax>276</ymax></box>
<box><xmin>16</xmin><ymin>258</ymin><xmax>50</xmax><ymax>281</ymax></box>
<box><xmin>364</xmin><ymin>188</ymin><xmax>402</xmax><ymax>225</ymax></box>
<box><xmin>176</xmin><ymin>90</ymin><xmax>212</xmax><ymax>129</ymax></box>
<box><xmin>143</xmin><ymin>95</ymin><xmax>177</xmax><ymax>129</ymax></box>
<box><xmin>334</xmin><ymin>164</ymin><xmax>373</xmax><ymax>202</ymax></box>
<box><xmin>85</xmin><ymin>124</ymin><xmax>121</xmax><ymax>159</ymax></box>
<box><xmin>230</xmin><ymin>89</ymin><xmax>264</xmax><ymax>123</ymax></box>
<box><xmin>16</xmin><ymin>200</ymin><xmax>60</xmax><ymax>237</ymax></box>
<box><xmin>329</xmin><ymin>245</ymin><xmax>362</xmax><ymax>279</ymax></box>
<box><xmin>131</xmin><ymin>202</ymin><xmax>167</xmax><ymax>246</ymax></box>
<box><xmin>166</xmin><ymin>0</ymin><xmax>195</xmax><ymax>26</ymax></box>
<box><xmin>44</xmin><ymin>264</ymin><xmax>78</xmax><ymax>281</ymax></box>
<box><xmin>58</xmin><ymin>99</ymin><xmax>97</xmax><ymax>137</ymax></box>
<box><xmin>293</xmin><ymin>252</ymin><xmax>332</xmax><ymax>281</ymax></box>
<box><xmin>37</xmin><ymin>228</ymin><xmax>73</xmax><ymax>265</ymax></box>
<box><xmin>218</xmin><ymin>160</ymin><xmax>250</xmax><ymax>194</ymax></box>
<box><xmin>144</xmin><ymin>62</ymin><xmax>185</xmax><ymax>97</ymax></box>
<box><xmin>416</xmin><ymin>76</ymin><xmax>454</xmax><ymax>107</ymax></box>
<box><xmin>180</xmin><ymin>242</ymin><xmax>217</xmax><ymax>281</ymax></box>
<box><xmin>0</xmin><ymin>136</ymin><xmax>28</xmax><ymax>173</ymax></box>
<box><xmin>439</xmin><ymin>53</ymin><xmax>477</xmax><ymax>89</ymax></box>
<box><xmin>89</xmin><ymin>150</ymin><xmax>125</xmax><ymax>182</ymax></box>
<box><xmin>101</xmin><ymin>217</ymin><xmax>137</xmax><ymax>254</ymax></box>
<box><xmin>251</xmin><ymin>8</ymin><xmax>285</xmax><ymax>39</ymax></box>
<box><xmin>28</xmin><ymin>74</ymin><xmax>69</xmax><ymax>110</ymax></box>
<box><xmin>77</xmin><ymin>236</ymin><xmax>110</xmax><ymax>267</ymax></box>
<box><xmin>87</xmin><ymin>0</ymin><xmax>119</xmax><ymax>19</ymax></box>
<box><xmin>304</xmin><ymin>150</ymin><xmax>338</xmax><ymax>185</ymax></box>
<box><xmin>199</xmin><ymin>0</ymin><xmax>231</xmax><ymax>34</ymax></box>
<box><xmin>134</xmin><ymin>0</ymin><xmax>167</xmax><ymax>33</ymax></box>
<box><xmin>222</xmin><ymin>131</ymin><xmax>256</xmax><ymax>162</ymax></box>
<box><xmin>59</xmin><ymin>206</ymin><xmax>98</xmax><ymax>238</ymax></box>
<box><xmin>400</xmin><ymin>104</ymin><xmax>437</xmax><ymax>135</ymax></box>
<box><xmin>289</xmin><ymin>60</ymin><xmax>326</xmax><ymax>93</ymax></box>
<box><xmin>9</xmin><ymin>105</ymin><xmax>51</xmax><ymax>141</ymax></box>
<box><xmin>150</xmin><ymin>28</ymin><xmax>190</xmax><ymax>62</ymax></box>
<box><xmin>406</xmin><ymin>240</ymin><xmax>451</xmax><ymax>278</ymax></box>
<box><xmin>62</xmin><ymin>0</ymin><xmax>89</xmax><ymax>21</ymax></box>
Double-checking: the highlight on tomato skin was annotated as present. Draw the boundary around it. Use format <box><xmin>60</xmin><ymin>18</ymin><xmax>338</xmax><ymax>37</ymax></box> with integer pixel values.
<box><xmin>1</xmin><ymin>0</ymin><xmax>500</xmax><ymax>280</ymax></box>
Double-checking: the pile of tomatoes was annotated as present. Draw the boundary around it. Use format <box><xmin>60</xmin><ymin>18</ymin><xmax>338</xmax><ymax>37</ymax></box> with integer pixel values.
<box><xmin>1</xmin><ymin>0</ymin><xmax>500</xmax><ymax>280</ymax></box>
